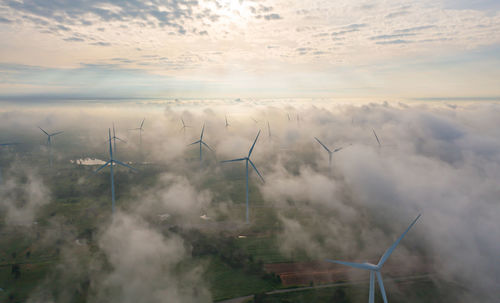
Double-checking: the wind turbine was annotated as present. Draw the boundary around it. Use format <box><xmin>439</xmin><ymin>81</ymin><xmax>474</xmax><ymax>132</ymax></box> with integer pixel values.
<box><xmin>314</xmin><ymin>137</ymin><xmax>346</xmax><ymax>174</ymax></box>
<box><xmin>130</xmin><ymin>118</ymin><xmax>145</xmax><ymax>148</ymax></box>
<box><xmin>180</xmin><ymin>118</ymin><xmax>191</xmax><ymax>135</ymax></box>
<box><xmin>39</xmin><ymin>127</ymin><xmax>63</xmax><ymax>167</ymax></box>
<box><xmin>225</xmin><ymin>115</ymin><xmax>230</xmax><ymax>128</ymax></box>
<box><xmin>221</xmin><ymin>130</ymin><xmax>265</xmax><ymax>223</ymax></box>
<box><xmin>93</xmin><ymin>128</ymin><xmax>137</xmax><ymax>214</ymax></box>
<box><xmin>326</xmin><ymin>214</ymin><xmax>421</xmax><ymax>303</ymax></box>
<box><xmin>188</xmin><ymin>124</ymin><xmax>214</xmax><ymax>164</ymax></box>
<box><xmin>106</xmin><ymin>123</ymin><xmax>126</xmax><ymax>155</ymax></box>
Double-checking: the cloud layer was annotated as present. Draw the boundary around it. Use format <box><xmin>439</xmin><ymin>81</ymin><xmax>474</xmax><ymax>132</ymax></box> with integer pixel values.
<box><xmin>1</xmin><ymin>100</ymin><xmax>500</xmax><ymax>301</ymax></box>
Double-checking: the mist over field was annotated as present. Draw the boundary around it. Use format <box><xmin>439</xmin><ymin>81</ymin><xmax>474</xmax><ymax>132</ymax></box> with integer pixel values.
<box><xmin>0</xmin><ymin>100</ymin><xmax>499</xmax><ymax>302</ymax></box>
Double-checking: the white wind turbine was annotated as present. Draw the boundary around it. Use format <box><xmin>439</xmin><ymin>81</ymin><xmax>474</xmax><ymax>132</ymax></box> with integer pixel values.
<box><xmin>326</xmin><ymin>214</ymin><xmax>421</xmax><ymax>303</ymax></box>
<box><xmin>221</xmin><ymin>130</ymin><xmax>264</xmax><ymax>223</ymax></box>
<box><xmin>314</xmin><ymin>137</ymin><xmax>347</xmax><ymax>175</ymax></box>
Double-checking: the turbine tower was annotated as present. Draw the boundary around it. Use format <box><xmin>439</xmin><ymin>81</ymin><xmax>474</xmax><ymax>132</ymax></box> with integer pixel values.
<box><xmin>39</xmin><ymin>127</ymin><xmax>63</xmax><ymax>167</ymax></box>
<box><xmin>221</xmin><ymin>130</ymin><xmax>265</xmax><ymax>223</ymax></box>
<box><xmin>326</xmin><ymin>214</ymin><xmax>421</xmax><ymax>303</ymax></box>
<box><xmin>188</xmin><ymin>124</ymin><xmax>214</xmax><ymax>164</ymax></box>
<box><xmin>93</xmin><ymin>128</ymin><xmax>137</xmax><ymax>214</ymax></box>
<box><xmin>314</xmin><ymin>137</ymin><xmax>345</xmax><ymax>174</ymax></box>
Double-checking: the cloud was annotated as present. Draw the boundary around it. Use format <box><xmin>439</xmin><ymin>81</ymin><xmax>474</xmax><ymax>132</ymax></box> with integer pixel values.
<box><xmin>370</xmin><ymin>33</ymin><xmax>417</xmax><ymax>40</ymax></box>
<box><xmin>375</xmin><ymin>39</ymin><xmax>412</xmax><ymax>45</ymax></box>
<box><xmin>331</xmin><ymin>24</ymin><xmax>368</xmax><ymax>37</ymax></box>
<box><xmin>394</xmin><ymin>25</ymin><xmax>436</xmax><ymax>33</ymax></box>
<box><xmin>64</xmin><ymin>37</ymin><xmax>85</xmax><ymax>42</ymax></box>
<box><xmin>1</xmin><ymin>101</ymin><xmax>500</xmax><ymax>301</ymax></box>
<box><xmin>263</xmin><ymin>13</ymin><xmax>282</xmax><ymax>20</ymax></box>
<box><xmin>0</xmin><ymin>164</ymin><xmax>50</xmax><ymax>226</ymax></box>
<box><xmin>385</xmin><ymin>10</ymin><xmax>410</xmax><ymax>18</ymax></box>
<box><xmin>91</xmin><ymin>213</ymin><xmax>211</xmax><ymax>303</ymax></box>
<box><xmin>0</xmin><ymin>16</ymin><xmax>13</xmax><ymax>23</ymax></box>
<box><xmin>90</xmin><ymin>41</ymin><xmax>111</xmax><ymax>46</ymax></box>
<box><xmin>3</xmin><ymin>0</ymin><xmax>204</xmax><ymax>36</ymax></box>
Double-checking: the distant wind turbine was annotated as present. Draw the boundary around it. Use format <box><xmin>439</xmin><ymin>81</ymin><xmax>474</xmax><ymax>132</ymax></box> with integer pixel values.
<box><xmin>130</xmin><ymin>118</ymin><xmax>145</xmax><ymax>148</ymax></box>
<box><xmin>106</xmin><ymin>123</ymin><xmax>126</xmax><ymax>155</ymax></box>
<box><xmin>180</xmin><ymin>118</ymin><xmax>191</xmax><ymax>135</ymax></box>
<box><xmin>39</xmin><ymin>127</ymin><xmax>63</xmax><ymax>167</ymax></box>
<box><xmin>93</xmin><ymin>128</ymin><xmax>137</xmax><ymax>214</ymax></box>
<box><xmin>188</xmin><ymin>124</ymin><xmax>214</xmax><ymax>164</ymax></box>
<box><xmin>221</xmin><ymin>130</ymin><xmax>264</xmax><ymax>223</ymax></box>
<box><xmin>225</xmin><ymin>115</ymin><xmax>230</xmax><ymax>128</ymax></box>
<box><xmin>314</xmin><ymin>137</ymin><xmax>347</xmax><ymax>174</ymax></box>
<box><xmin>326</xmin><ymin>214</ymin><xmax>421</xmax><ymax>303</ymax></box>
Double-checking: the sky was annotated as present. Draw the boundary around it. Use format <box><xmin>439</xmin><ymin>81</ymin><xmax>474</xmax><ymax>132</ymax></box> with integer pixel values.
<box><xmin>0</xmin><ymin>0</ymin><xmax>500</xmax><ymax>100</ymax></box>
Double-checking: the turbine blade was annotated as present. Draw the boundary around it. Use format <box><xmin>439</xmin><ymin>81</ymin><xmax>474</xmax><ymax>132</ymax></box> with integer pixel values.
<box><xmin>93</xmin><ymin>160</ymin><xmax>111</xmax><ymax>174</ymax></box>
<box><xmin>38</xmin><ymin>127</ymin><xmax>49</xmax><ymax>136</ymax></box>
<box><xmin>188</xmin><ymin>140</ymin><xmax>201</xmax><ymax>146</ymax></box>
<box><xmin>108</xmin><ymin>129</ymin><xmax>113</xmax><ymax>158</ymax></box>
<box><xmin>221</xmin><ymin>157</ymin><xmax>246</xmax><ymax>163</ymax></box>
<box><xmin>325</xmin><ymin>259</ymin><xmax>374</xmax><ymax>271</ymax></box>
<box><xmin>200</xmin><ymin>124</ymin><xmax>205</xmax><ymax>140</ymax></box>
<box><xmin>314</xmin><ymin>137</ymin><xmax>332</xmax><ymax>153</ymax></box>
<box><xmin>248</xmin><ymin>130</ymin><xmax>261</xmax><ymax>157</ymax></box>
<box><xmin>114</xmin><ymin>160</ymin><xmax>138</xmax><ymax>171</ymax></box>
<box><xmin>181</xmin><ymin>118</ymin><xmax>186</xmax><ymax>127</ymax></box>
<box><xmin>377</xmin><ymin>214</ymin><xmax>421</xmax><ymax>267</ymax></box>
<box><xmin>373</xmin><ymin>129</ymin><xmax>381</xmax><ymax>147</ymax></box>
<box><xmin>51</xmin><ymin>131</ymin><xmax>64</xmax><ymax>136</ymax></box>
<box><xmin>376</xmin><ymin>272</ymin><xmax>388</xmax><ymax>303</ymax></box>
<box><xmin>369</xmin><ymin>271</ymin><xmax>375</xmax><ymax>303</ymax></box>
<box><xmin>140</xmin><ymin>118</ymin><xmax>145</xmax><ymax>128</ymax></box>
<box><xmin>115</xmin><ymin>137</ymin><xmax>127</xmax><ymax>143</ymax></box>
<box><xmin>201</xmin><ymin>141</ymin><xmax>214</xmax><ymax>152</ymax></box>
<box><xmin>249</xmin><ymin>159</ymin><xmax>265</xmax><ymax>183</ymax></box>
